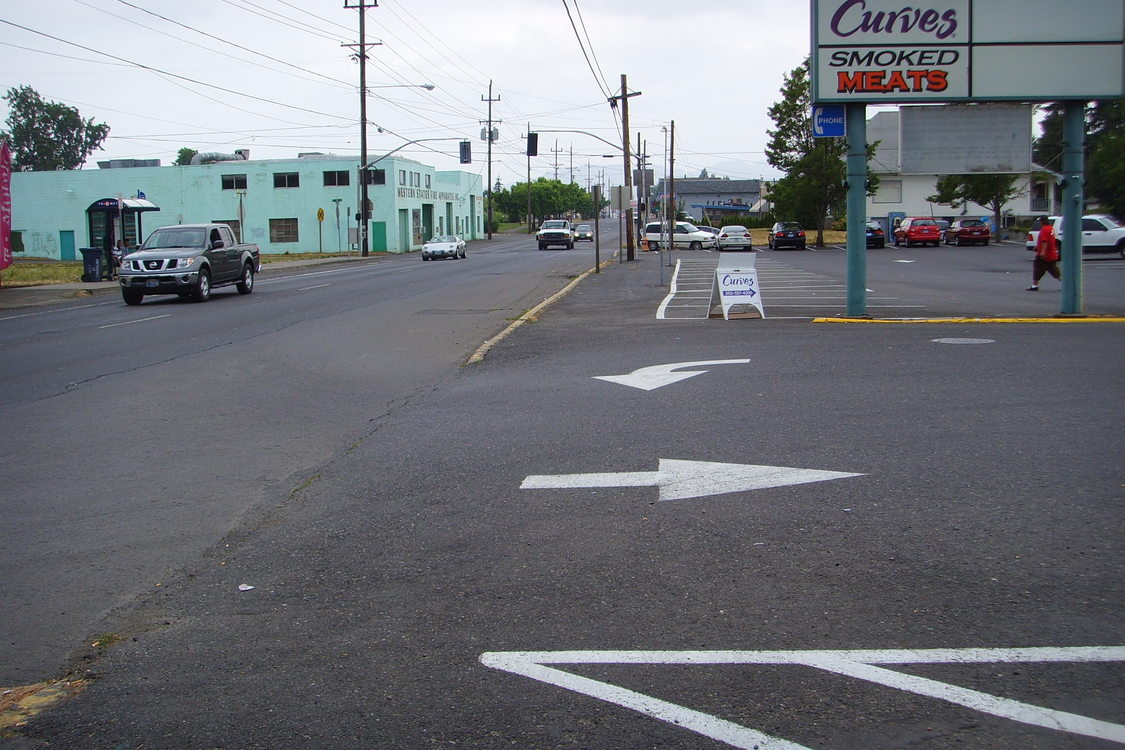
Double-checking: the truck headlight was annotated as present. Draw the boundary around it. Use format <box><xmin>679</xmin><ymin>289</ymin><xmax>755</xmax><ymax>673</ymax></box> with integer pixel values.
<box><xmin>173</xmin><ymin>257</ymin><xmax>197</xmax><ymax>269</ymax></box>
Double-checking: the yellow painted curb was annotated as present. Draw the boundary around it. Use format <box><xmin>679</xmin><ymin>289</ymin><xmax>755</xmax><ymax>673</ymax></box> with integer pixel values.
<box><xmin>466</xmin><ymin>253</ymin><xmax>619</xmax><ymax>364</ymax></box>
<box><xmin>813</xmin><ymin>317</ymin><xmax>1125</xmax><ymax>324</ymax></box>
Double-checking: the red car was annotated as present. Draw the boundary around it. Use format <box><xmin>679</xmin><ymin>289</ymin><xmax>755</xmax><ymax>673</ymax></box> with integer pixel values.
<box><xmin>893</xmin><ymin>217</ymin><xmax>942</xmax><ymax>247</ymax></box>
<box><xmin>945</xmin><ymin>219</ymin><xmax>991</xmax><ymax>246</ymax></box>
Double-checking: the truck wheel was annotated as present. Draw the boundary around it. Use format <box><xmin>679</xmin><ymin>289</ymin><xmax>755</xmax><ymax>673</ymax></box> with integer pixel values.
<box><xmin>648</xmin><ymin>241</ymin><xmax>660</xmax><ymax>251</ymax></box>
<box><xmin>191</xmin><ymin>269</ymin><xmax>211</xmax><ymax>302</ymax></box>
<box><xmin>1117</xmin><ymin>240</ymin><xmax>1125</xmax><ymax>259</ymax></box>
<box><xmin>236</xmin><ymin>263</ymin><xmax>254</xmax><ymax>294</ymax></box>
<box><xmin>689</xmin><ymin>241</ymin><xmax>702</xmax><ymax>251</ymax></box>
<box><xmin>122</xmin><ymin>290</ymin><xmax>144</xmax><ymax>306</ymax></box>
<box><xmin>538</xmin><ymin>243</ymin><xmax>546</xmax><ymax>251</ymax></box>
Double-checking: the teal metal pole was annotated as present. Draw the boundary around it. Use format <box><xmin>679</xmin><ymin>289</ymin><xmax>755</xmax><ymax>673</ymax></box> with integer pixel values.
<box><xmin>845</xmin><ymin>103</ymin><xmax>868</xmax><ymax>317</ymax></box>
<box><xmin>1060</xmin><ymin>101</ymin><xmax>1085</xmax><ymax>315</ymax></box>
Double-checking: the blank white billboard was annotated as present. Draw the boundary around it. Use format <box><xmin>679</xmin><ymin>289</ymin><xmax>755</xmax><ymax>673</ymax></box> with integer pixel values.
<box><xmin>899</xmin><ymin>104</ymin><xmax>1031</xmax><ymax>175</ymax></box>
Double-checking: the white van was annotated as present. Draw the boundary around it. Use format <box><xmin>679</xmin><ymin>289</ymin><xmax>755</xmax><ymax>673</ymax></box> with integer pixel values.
<box><xmin>644</xmin><ymin>221</ymin><xmax>717</xmax><ymax>251</ymax></box>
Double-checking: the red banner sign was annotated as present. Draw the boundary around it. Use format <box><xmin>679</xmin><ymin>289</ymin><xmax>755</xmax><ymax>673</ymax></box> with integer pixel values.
<box><xmin>0</xmin><ymin>141</ymin><xmax>11</xmax><ymax>272</ymax></box>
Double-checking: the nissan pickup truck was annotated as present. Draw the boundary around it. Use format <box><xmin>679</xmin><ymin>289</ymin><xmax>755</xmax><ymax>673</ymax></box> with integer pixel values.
<box><xmin>118</xmin><ymin>223</ymin><xmax>261</xmax><ymax>304</ymax></box>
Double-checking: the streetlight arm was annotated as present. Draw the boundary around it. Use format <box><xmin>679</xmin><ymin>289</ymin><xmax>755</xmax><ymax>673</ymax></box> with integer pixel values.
<box><xmin>363</xmin><ymin>137</ymin><xmax>467</xmax><ymax>169</ymax></box>
<box><xmin>535</xmin><ymin>129</ymin><xmax>623</xmax><ymax>154</ymax></box>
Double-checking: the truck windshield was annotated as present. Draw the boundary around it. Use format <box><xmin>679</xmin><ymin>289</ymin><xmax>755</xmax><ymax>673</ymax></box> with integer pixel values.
<box><xmin>144</xmin><ymin>229</ymin><xmax>206</xmax><ymax>249</ymax></box>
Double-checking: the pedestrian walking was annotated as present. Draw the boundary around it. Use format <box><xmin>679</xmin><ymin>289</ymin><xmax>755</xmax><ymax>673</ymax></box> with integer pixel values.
<box><xmin>1027</xmin><ymin>216</ymin><xmax>1060</xmax><ymax>291</ymax></box>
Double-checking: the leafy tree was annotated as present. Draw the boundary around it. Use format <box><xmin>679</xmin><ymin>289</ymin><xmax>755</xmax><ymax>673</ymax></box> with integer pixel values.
<box><xmin>765</xmin><ymin>60</ymin><xmax>847</xmax><ymax>246</ymax></box>
<box><xmin>1085</xmin><ymin>100</ymin><xmax>1125</xmax><ymax>218</ymax></box>
<box><xmin>925</xmin><ymin>174</ymin><xmax>1024</xmax><ymax>236</ymax></box>
<box><xmin>493</xmin><ymin>178</ymin><xmax>594</xmax><ymax>226</ymax></box>
<box><xmin>175</xmin><ymin>147</ymin><xmax>198</xmax><ymax>166</ymax></box>
<box><xmin>1</xmin><ymin>86</ymin><xmax>109</xmax><ymax>171</ymax></box>
<box><xmin>1034</xmin><ymin>100</ymin><xmax>1125</xmax><ymax>218</ymax></box>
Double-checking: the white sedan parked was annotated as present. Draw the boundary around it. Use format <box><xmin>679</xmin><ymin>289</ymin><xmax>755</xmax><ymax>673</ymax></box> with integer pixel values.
<box><xmin>717</xmin><ymin>225</ymin><xmax>753</xmax><ymax>251</ymax></box>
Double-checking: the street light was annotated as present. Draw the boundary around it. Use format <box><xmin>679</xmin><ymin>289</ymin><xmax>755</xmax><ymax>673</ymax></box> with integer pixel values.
<box><xmin>356</xmin><ymin>83</ymin><xmax>436</xmax><ymax>257</ymax></box>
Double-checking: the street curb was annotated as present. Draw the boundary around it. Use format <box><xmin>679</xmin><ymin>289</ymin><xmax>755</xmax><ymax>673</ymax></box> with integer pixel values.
<box><xmin>813</xmin><ymin>317</ymin><xmax>1125</xmax><ymax>324</ymax></box>
<box><xmin>465</xmin><ymin>252</ymin><xmax>620</xmax><ymax>365</ymax></box>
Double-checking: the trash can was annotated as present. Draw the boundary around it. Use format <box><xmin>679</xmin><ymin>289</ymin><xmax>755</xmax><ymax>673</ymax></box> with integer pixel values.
<box><xmin>79</xmin><ymin>247</ymin><xmax>105</xmax><ymax>282</ymax></box>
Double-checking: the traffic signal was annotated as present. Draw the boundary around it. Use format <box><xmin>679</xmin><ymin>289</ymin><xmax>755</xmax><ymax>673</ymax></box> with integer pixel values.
<box><xmin>459</xmin><ymin>140</ymin><xmax>472</xmax><ymax>164</ymax></box>
<box><xmin>527</xmin><ymin>132</ymin><xmax>538</xmax><ymax>156</ymax></box>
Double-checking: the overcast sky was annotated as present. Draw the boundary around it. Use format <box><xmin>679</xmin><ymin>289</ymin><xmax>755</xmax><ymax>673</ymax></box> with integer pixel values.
<box><xmin>1</xmin><ymin>0</ymin><xmax>815</xmax><ymax>187</ymax></box>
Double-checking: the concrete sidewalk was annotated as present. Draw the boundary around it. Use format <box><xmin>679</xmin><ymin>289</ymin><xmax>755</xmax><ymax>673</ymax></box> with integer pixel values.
<box><xmin>0</xmin><ymin>255</ymin><xmax>384</xmax><ymax>310</ymax></box>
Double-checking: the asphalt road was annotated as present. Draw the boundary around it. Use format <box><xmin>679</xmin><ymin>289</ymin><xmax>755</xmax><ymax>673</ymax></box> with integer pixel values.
<box><xmin>3</xmin><ymin>237</ymin><xmax>1123</xmax><ymax>748</ymax></box>
<box><xmin>0</xmin><ymin>230</ymin><xmax>610</xmax><ymax>687</ymax></box>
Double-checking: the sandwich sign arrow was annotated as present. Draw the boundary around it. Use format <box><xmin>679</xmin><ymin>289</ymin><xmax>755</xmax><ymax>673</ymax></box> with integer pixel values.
<box><xmin>593</xmin><ymin>359</ymin><xmax>749</xmax><ymax>391</ymax></box>
<box><xmin>520</xmin><ymin>459</ymin><xmax>863</xmax><ymax>502</ymax></box>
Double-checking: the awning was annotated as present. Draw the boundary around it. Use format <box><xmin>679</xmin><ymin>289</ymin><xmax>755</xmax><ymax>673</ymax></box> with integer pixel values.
<box><xmin>87</xmin><ymin>198</ymin><xmax>161</xmax><ymax>213</ymax></box>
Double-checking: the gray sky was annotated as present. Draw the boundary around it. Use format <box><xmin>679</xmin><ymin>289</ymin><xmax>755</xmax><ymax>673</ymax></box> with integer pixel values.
<box><xmin>0</xmin><ymin>0</ymin><xmax>812</xmax><ymax>186</ymax></box>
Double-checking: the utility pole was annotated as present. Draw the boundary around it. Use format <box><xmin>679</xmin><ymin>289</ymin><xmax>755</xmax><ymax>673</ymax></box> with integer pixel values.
<box><xmin>526</xmin><ymin>123</ymin><xmax>533</xmax><ymax>233</ymax></box>
<box><xmin>551</xmin><ymin>140</ymin><xmax>562</xmax><ymax>181</ymax></box>
<box><xmin>609</xmin><ymin>74</ymin><xmax>641</xmax><ymax>261</ymax></box>
<box><xmin>343</xmin><ymin>0</ymin><xmax>381</xmax><ymax>257</ymax></box>
<box><xmin>481</xmin><ymin>80</ymin><xmax>500</xmax><ymax>239</ymax></box>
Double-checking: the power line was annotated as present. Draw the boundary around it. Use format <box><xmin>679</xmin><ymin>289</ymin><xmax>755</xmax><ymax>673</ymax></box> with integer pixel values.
<box><xmin>0</xmin><ymin>18</ymin><xmax>354</xmax><ymax>123</ymax></box>
<box><xmin>110</xmin><ymin>0</ymin><xmax>353</xmax><ymax>88</ymax></box>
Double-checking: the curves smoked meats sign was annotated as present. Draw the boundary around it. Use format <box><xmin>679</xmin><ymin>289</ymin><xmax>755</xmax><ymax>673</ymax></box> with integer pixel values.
<box><xmin>811</xmin><ymin>0</ymin><xmax>1125</xmax><ymax>103</ymax></box>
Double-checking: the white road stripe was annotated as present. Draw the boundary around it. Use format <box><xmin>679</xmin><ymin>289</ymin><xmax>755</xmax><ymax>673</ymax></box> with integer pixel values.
<box><xmin>98</xmin><ymin>314</ymin><xmax>170</xmax><ymax>329</ymax></box>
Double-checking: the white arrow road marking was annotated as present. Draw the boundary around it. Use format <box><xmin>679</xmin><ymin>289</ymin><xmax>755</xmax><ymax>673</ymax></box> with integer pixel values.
<box><xmin>593</xmin><ymin>359</ymin><xmax>749</xmax><ymax>391</ymax></box>
<box><xmin>480</xmin><ymin>647</ymin><xmax>1125</xmax><ymax>749</ymax></box>
<box><xmin>520</xmin><ymin>459</ymin><xmax>864</xmax><ymax>501</ymax></box>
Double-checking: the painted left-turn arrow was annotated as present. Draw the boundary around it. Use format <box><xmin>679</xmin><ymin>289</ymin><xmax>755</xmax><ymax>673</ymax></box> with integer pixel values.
<box><xmin>593</xmin><ymin>359</ymin><xmax>749</xmax><ymax>391</ymax></box>
<box><xmin>521</xmin><ymin>459</ymin><xmax>864</xmax><ymax>502</ymax></box>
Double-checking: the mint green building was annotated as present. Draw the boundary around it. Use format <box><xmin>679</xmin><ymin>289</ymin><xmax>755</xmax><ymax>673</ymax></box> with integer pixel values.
<box><xmin>10</xmin><ymin>152</ymin><xmax>483</xmax><ymax>260</ymax></box>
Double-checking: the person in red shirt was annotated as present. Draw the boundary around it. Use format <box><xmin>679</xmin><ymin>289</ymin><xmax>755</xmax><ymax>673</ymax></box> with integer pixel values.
<box><xmin>1027</xmin><ymin>216</ymin><xmax>1060</xmax><ymax>291</ymax></box>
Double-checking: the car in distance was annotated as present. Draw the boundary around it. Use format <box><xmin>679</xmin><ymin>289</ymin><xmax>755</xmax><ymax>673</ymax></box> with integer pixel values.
<box><xmin>118</xmin><ymin>223</ymin><xmax>259</xmax><ymax>305</ymax></box>
<box><xmin>537</xmin><ymin>219</ymin><xmax>574</xmax><ymax>250</ymax></box>
<box><xmin>1028</xmin><ymin>214</ymin><xmax>1125</xmax><ymax>258</ymax></box>
<box><xmin>695</xmin><ymin>225</ymin><xmax>721</xmax><ymax>241</ymax></box>
<box><xmin>574</xmin><ymin>224</ymin><xmax>593</xmax><ymax>241</ymax></box>
<box><xmin>945</xmin><ymin>219</ymin><xmax>990</xmax><ymax>246</ymax></box>
<box><xmin>865</xmin><ymin>222</ymin><xmax>885</xmax><ymax>248</ymax></box>
<box><xmin>421</xmin><ymin>234</ymin><xmax>466</xmax><ymax>260</ymax></box>
<box><xmin>893</xmin><ymin>217</ymin><xmax>941</xmax><ymax>247</ymax></box>
<box><xmin>717</xmin><ymin>225</ymin><xmax>753</xmax><ymax>251</ymax></box>
<box><xmin>643</xmin><ymin>221</ymin><xmax>717</xmax><ymax>251</ymax></box>
<box><xmin>768</xmin><ymin>221</ymin><xmax>806</xmax><ymax>250</ymax></box>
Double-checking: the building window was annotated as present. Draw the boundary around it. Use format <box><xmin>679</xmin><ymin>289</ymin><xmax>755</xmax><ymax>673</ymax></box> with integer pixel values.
<box><xmin>269</xmin><ymin>218</ymin><xmax>299</xmax><ymax>243</ymax></box>
<box><xmin>323</xmin><ymin>170</ymin><xmax>350</xmax><ymax>187</ymax></box>
<box><xmin>412</xmin><ymin>172</ymin><xmax>421</xmax><ymax>187</ymax></box>
<box><xmin>425</xmin><ymin>174</ymin><xmax>431</xmax><ymax>189</ymax></box>
<box><xmin>221</xmin><ymin>174</ymin><xmax>247</xmax><ymax>190</ymax></box>
<box><xmin>273</xmin><ymin>172</ymin><xmax>300</xmax><ymax>188</ymax></box>
<box><xmin>873</xmin><ymin>179</ymin><xmax>902</xmax><ymax>204</ymax></box>
<box><xmin>399</xmin><ymin>170</ymin><xmax>407</xmax><ymax>185</ymax></box>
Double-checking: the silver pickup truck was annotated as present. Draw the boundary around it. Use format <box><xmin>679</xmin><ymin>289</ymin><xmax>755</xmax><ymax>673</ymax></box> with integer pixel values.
<box><xmin>118</xmin><ymin>223</ymin><xmax>261</xmax><ymax>305</ymax></box>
